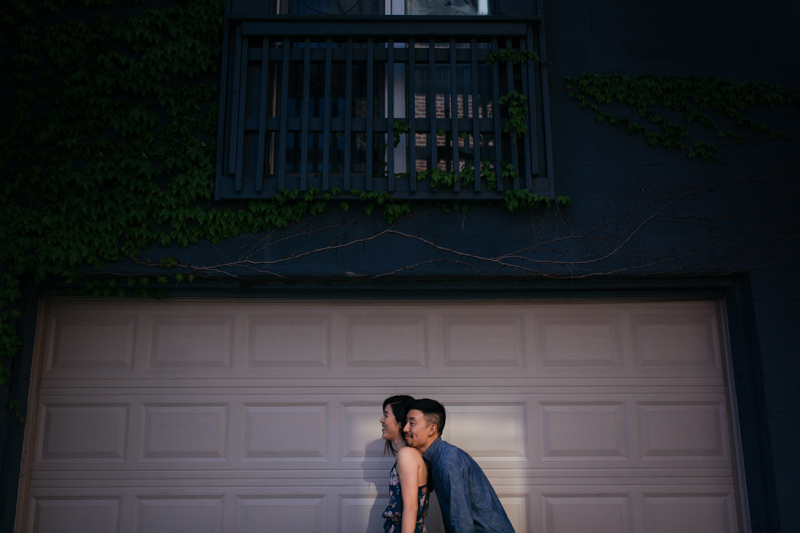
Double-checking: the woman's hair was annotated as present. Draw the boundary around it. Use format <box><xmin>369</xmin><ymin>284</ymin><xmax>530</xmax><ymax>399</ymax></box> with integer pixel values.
<box><xmin>383</xmin><ymin>395</ymin><xmax>414</xmax><ymax>456</ymax></box>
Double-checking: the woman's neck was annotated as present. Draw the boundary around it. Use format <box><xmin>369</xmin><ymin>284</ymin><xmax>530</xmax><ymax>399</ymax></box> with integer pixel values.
<box><xmin>393</xmin><ymin>436</ymin><xmax>406</xmax><ymax>452</ymax></box>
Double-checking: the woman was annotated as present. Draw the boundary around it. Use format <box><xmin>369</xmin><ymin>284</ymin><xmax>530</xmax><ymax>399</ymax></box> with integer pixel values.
<box><xmin>380</xmin><ymin>395</ymin><xmax>430</xmax><ymax>533</ymax></box>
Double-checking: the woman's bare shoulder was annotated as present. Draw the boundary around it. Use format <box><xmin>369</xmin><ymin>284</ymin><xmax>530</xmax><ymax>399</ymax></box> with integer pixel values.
<box><xmin>396</xmin><ymin>445</ymin><xmax>423</xmax><ymax>463</ymax></box>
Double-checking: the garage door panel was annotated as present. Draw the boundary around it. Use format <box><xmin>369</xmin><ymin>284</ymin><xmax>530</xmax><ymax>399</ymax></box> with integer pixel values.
<box><xmin>28</xmin><ymin>496</ymin><xmax>121</xmax><ymax>533</ymax></box>
<box><xmin>242</xmin><ymin>403</ymin><xmax>328</xmax><ymax>460</ymax></box>
<box><xmin>133</xmin><ymin>496</ymin><xmax>223</xmax><ymax>533</ymax></box>
<box><xmin>444</xmin><ymin>403</ymin><xmax>528</xmax><ymax>460</ymax></box>
<box><xmin>543</xmin><ymin>494</ymin><xmax>633</xmax><ymax>533</ymax></box>
<box><xmin>18</xmin><ymin>299</ymin><xmax>744</xmax><ymax>532</ymax></box>
<box><xmin>497</xmin><ymin>495</ymin><xmax>530</xmax><ymax>532</ymax></box>
<box><xmin>538</xmin><ymin>314</ymin><xmax>622</xmax><ymax>369</ymax></box>
<box><xmin>140</xmin><ymin>403</ymin><xmax>229</xmax><ymax>461</ymax></box>
<box><xmin>632</xmin><ymin>312</ymin><xmax>721</xmax><ymax>369</ymax></box>
<box><xmin>441</xmin><ymin>314</ymin><xmax>525</xmax><ymax>368</ymax></box>
<box><xmin>638</xmin><ymin>401</ymin><xmax>729</xmax><ymax>460</ymax></box>
<box><xmin>341</xmin><ymin>402</ymin><xmax>384</xmax><ymax>461</ymax></box>
<box><xmin>236</xmin><ymin>495</ymin><xmax>326</xmax><ymax>533</ymax></box>
<box><xmin>45</xmin><ymin>312</ymin><xmax>136</xmax><ymax>373</ymax></box>
<box><xmin>339</xmin><ymin>494</ymin><xmax>386</xmax><ymax>532</ymax></box>
<box><xmin>539</xmin><ymin>402</ymin><xmax>628</xmax><ymax>461</ymax></box>
<box><xmin>246</xmin><ymin>314</ymin><xmax>331</xmax><ymax>369</ymax></box>
<box><xmin>344</xmin><ymin>312</ymin><xmax>428</xmax><ymax>368</ymax></box>
<box><xmin>643</xmin><ymin>493</ymin><xmax>737</xmax><ymax>533</ymax></box>
<box><xmin>147</xmin><ymin>315</ymin><xmax>234</xmax><ymax>371</ymax></box>
<box><xmin>38</xmin><ymin>403</ymin><xmax>129</xmax><ymax>463</ymax></box>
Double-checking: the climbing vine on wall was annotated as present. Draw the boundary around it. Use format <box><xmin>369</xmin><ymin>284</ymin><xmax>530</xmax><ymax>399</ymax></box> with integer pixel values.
<box><xmin>563</xmin><ymin>73</ymin><xmax>799</xmax><ymax>161</ymax></box>
<box><xmin>1</xmin><ymin>0</ymin><xmax>227</xmax><ymax>391</ymax></box>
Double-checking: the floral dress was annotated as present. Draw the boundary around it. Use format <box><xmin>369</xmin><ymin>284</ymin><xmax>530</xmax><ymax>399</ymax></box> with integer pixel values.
<box><xmin>382</xmin><ymin>458</ymin><xmax>429</xmax><ymax>533</ymax></box>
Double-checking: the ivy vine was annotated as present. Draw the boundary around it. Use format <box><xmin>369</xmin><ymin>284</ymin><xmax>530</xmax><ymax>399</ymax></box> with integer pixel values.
<box><xmin>1</xmin><ymin>0</ymin><xmax>226</xmax><ymax>390</ymax></box>
<box><xmin>564</xmin><ymin>73</ymin><xmax>799</xmax><ymax>161</ymax></box>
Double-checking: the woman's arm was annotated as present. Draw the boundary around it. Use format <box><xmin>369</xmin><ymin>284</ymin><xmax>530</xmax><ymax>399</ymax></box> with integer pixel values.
<box><xmin>396</xmin><ymin>447</ymin><xmax>421</xmax><ymax>533</ymax></box>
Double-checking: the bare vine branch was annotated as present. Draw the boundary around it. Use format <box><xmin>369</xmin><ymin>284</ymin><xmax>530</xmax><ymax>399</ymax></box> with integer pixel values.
<box><xmin>130</xmin><ymin>164</ymin><xmax>798</xmax><ymax>281</ymax></box>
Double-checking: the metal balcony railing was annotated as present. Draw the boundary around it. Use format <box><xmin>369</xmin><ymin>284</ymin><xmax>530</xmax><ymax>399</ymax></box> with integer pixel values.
<box><xmin>216</xmin><ymin>16</ymin><xmax>553</xmax><ymax>200</ymax></box>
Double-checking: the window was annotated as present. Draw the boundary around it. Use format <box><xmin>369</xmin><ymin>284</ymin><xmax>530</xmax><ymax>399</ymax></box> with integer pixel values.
<box><xmin>282</xmin><ymin>0</ymin><xmax>490</xmax><ymax>16</ymax></box>
<box><xmin>216</xmin><ymin>0</ymin><xmax>553</xmax><ymax>200</ymax></box>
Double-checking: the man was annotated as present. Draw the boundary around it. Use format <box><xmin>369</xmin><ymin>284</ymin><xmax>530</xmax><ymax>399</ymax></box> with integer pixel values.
<box><xmin>403</xmin><ymin>398</ymin><xmax>515</xmax><ymax>533</ymax></box>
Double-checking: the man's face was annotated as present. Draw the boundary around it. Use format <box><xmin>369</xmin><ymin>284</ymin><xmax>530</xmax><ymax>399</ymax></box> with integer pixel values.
<box><xmin>404</xmin><ymin>409</ymin><xmax>435</xmax><ymax>450</ymax></box>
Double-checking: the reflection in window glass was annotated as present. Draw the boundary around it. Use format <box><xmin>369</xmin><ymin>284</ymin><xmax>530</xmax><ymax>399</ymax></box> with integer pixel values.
<box><xmin>282</xmin><ymin>0</ymin><xmax>489</xmax><ymax>15</ymax></box>
<box><xmin>405</xmin><ymin>0</ymin><xmax>489</xmax><ymax>16</ymax></box>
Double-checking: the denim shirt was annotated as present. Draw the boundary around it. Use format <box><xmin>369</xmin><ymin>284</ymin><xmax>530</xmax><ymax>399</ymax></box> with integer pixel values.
<box><xmin>423</xmin><ymin>437</ymin><xmax>515</xmax><ymax>533</ymax></box>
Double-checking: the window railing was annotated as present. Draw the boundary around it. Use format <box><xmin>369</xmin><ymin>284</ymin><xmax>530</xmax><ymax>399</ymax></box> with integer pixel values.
<box><xmin>216</xmin><ymin>16</ymin><xmax>553</xmax><ymax>200</ymax></box>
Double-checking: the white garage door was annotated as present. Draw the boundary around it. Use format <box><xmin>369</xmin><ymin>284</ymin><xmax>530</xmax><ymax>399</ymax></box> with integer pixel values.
<box><xmin>17</xmin><ymin>298</ymin><xmax>745</xmax><ymax>532</ymax></box>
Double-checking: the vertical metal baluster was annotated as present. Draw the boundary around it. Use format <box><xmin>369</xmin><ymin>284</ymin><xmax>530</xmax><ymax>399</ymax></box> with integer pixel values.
<box><xmin>228</xmin><ymin>26</ymin><xmax>243</xmax><ymax>178</ymax></box>
<box><xmin>234</xmin><ymin>35</ymin><xmax>249</xmax><ymax>192</ymax></box>
<box><xmin>300</xmin><ymin>38</ymin><xmax>311</xmax><ymax>191</ymax></box>
<box><xmin>526</xmin><ymin>25</ymin><xmax>536</xmax><ymax>188</ymax></box>
<box><xmin>538</xmin><ymin>21</ymin><xmax>555</xmax><ymax>185</ymax></box>
<box><xmin>344</xmin><ymin>38</ymin><xmax>353</xmax><ymax>191</ymax></box>
<box><xmin>428</xmin><ymin>38</ymin><xmax>437</xmax><ymax>180</ymax></box>
<box><xmin>387</xmin><ymin>38</ymin><xmax>395</xmax><ymax>192</ymax></box>
<box><xmin>256</xmin><ymin>38</ymin><xmax>271</xmax><ymax>193</ymax></box>
<box><xmin>490</xmin><ymin>37</ymin><xmax>503</xmax><ymax>192</ymax></box>
<box><xmin>366</xmin><ymin>37</ymin><xmax>374</xmax><ymax>191</ymax></box>
<box><xmin>505</xmin><ymin>37</ymin><xmax>520</xmax><ymax>189</ymax></box>
<box><xmin>216</xmin><ymin>21</ymin><xmax>231</xmax><ymax>199</ymax></box>
<box><xmin>322</xmin><ymin>38</ymin><xmax>332</xmax><ymax>192</ymax></box>
<box><xmin>278</xmin><ymin>38</ymin><xmax>290</xmax><ymax>191</ymax></box>
<box><xmin>470</xmin><ymin>38</ymin><xmax>481</xmax><ymax>191</ymax></box>
<box><xmin>450</xmin><ymin>38</ymin><xmax>459</xmax><ymax>191</ymax></box>
<box><xmin>520</xmin><ymin>32</ymin><xmax>534</xmax><ymax>189</ymax></box>
<box><xmin>408</xmin><ymin>37</ymin><xmax>416</xmax><ymax>190</ymax></box>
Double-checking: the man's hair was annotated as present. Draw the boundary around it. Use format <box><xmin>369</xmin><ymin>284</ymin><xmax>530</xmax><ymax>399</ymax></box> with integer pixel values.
<box><xmin>408</xmin><ymin>398</ymin><xmax>446</xmax><ymax>436</ymax></box>
<box><xmin>383</xmin><ymin>395</ymin><xmax>415</xmax><ymax>456</ymax></box>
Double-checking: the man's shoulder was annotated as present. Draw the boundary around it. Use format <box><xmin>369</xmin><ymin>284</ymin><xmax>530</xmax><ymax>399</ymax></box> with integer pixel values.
<box><xmin>438</xmin><ymin>439</ymin><xmax>469</xmax><ymax>457</ymax></box>
<box><xmin>432</xmin><ymin>439</ymin><xmax>469</xmax><ymax>464</ymax></box>
<box><xmin>429</xmin><ymin>438</ymin><xmax>453</xmax><ymax>454</ymax></box>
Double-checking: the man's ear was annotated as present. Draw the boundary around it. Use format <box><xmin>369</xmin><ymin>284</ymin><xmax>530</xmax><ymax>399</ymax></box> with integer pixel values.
<box><xmin>428</xmin><ymin>424</ymin><xmax>437</xmax><ymax>437</ymax></box>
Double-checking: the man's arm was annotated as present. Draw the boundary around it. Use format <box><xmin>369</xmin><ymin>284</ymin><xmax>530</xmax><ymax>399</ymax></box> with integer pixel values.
<box><xmin>435</xmin><ymin>454</ymin><xmax>475</xmax><ymax>533</ymax></box>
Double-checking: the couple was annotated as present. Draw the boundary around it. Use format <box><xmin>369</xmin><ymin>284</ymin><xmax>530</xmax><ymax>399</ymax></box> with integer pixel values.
<box><xmin>380</xmin><ymin>396</ymin><xmax>515</xmax><ymax>533</ymax></box>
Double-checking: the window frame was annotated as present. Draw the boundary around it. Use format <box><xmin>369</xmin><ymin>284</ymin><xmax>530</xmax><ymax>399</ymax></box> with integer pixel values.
<box><xmin>216</xmin><ymin>3</ymin><xmax>553</xmax><ymax>201</ymax></box>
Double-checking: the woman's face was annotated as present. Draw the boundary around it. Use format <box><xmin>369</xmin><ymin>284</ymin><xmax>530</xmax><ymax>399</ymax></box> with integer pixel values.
<box><xmin>380</xmin><ymin>403</ymin><xmax>402</xmax><ymax>441</ymax></box>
